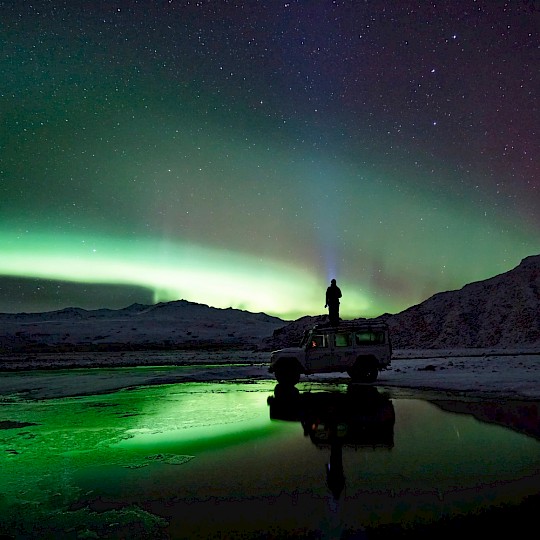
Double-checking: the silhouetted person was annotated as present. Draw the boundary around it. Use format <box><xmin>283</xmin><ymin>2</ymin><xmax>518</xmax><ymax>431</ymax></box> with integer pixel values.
<box><xmin>325</xmin><ymin>279</ymin><xmax>342</xmax><ymax>326</ymax></box>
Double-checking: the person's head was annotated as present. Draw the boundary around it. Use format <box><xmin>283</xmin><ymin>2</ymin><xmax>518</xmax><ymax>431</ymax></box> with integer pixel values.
<box><xmin>331</xmin><ymin>279</ymin><xmax>336</xmax><ymax>285</ymax></box>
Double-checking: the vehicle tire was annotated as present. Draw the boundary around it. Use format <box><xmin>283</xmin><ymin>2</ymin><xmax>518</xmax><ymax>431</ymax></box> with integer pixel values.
<box><xmin>348</xmin><ymin>356</ymin><xmax>379</xmax><ymax>383</ymax></box>
<box><xmin>274</xmin><ymin>362</ymin><xmax>301</xmax><ymax>386</ymax></box>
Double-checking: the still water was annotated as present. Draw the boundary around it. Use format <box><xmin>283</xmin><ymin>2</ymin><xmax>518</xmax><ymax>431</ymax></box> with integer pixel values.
<box><xmin>1</xmin><ymin>379</ymin><xmax>539</xmax><ymax>538</ymax></box>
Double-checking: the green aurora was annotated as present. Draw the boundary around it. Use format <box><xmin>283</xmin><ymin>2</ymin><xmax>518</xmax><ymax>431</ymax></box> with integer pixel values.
<box><xmin>1</xmin><ymin>1</ymin><xmax>538</xmax><ymax>318</ymax></box>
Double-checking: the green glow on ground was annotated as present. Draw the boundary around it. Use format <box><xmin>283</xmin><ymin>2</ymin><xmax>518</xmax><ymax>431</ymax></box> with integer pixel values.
<box><xmin>1</xmin><ymin>379</ymin><xmax>539</xmax><ymax>538</ymax></box>
<box><xmin>0</xmin><ymin>381</ymin><xmax>279</xmax><ymax>507</ymax></box>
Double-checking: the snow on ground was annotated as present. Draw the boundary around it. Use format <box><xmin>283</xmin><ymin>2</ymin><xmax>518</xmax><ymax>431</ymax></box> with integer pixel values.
<box><xmin>382</xmin><ymin>349</ymin><xmax>540</xmax><ymax>400</ymax></box>
<box><xmin>0</xmin><ymin>348</ymin><xmax>538</xmax><ymax>401</ymax></box>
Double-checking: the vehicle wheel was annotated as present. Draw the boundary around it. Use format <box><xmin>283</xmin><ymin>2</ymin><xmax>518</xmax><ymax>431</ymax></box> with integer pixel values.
<box><xmin>274</xmin><ymin>363</ymin><xmax>301</xmax><ymax>386</ymax></box>
<box><xmin>348</xmin><ymin>357</ymin><xmax>378</xmax><ymax>383</ymax></box>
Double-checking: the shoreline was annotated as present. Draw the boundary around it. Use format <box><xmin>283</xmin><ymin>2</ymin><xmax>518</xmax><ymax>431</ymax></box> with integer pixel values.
<box><xmin>0</xmin><ymin>348</ymin><xmax>539</xmax><ymax>402</ymax></box>
<box><xmin>1</xmin><ymin>346</ymin><xmax>539</xmax><ymax>371</ymax></box>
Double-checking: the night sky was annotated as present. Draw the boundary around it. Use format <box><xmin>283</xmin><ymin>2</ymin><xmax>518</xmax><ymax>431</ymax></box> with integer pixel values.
<box><xmin>1</xmin><ymin>0</ymin><xmax>539</xmax><ymax>320</ymax></box>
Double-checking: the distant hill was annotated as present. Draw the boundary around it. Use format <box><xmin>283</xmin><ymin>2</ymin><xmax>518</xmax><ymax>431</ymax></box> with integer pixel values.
<box><xmin>0</xmin><ymin>300</ymin><xmax>287</xmax><ymax>353</ymax></box>
<box><xmin>262</xmin><ymin>255</ymin><xmax>540</xmax><ymax>350</ymax></box>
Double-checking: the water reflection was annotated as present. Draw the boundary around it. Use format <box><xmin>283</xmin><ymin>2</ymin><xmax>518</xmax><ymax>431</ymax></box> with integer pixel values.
<box><xmin>268</xmin><ymin>384</ymin><xmax>395</xmax><ymax>500</ymax></box>
<box><xmin>2</xmin><ymin>380</ymin><xmax>539</xmax><ymax>538</ymax></box>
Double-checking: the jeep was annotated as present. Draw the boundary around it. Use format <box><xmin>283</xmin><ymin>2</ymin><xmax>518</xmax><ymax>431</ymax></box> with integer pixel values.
<box><xmin>268</xmin><ymin>322</ymin><xmax>392</xmax><ymax>385</ymax></box>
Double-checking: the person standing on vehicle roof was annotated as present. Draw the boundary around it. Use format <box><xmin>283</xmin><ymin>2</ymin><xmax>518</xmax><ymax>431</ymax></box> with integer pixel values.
<box><xmin>325</xmin><ymin>279</ymin><xmax>342</xmax><ymax>327</ymax></box>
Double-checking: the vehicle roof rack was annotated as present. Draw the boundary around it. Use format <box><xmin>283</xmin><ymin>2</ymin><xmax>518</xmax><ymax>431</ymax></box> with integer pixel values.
<box><xmin>312</xmin><ymin>320</ymin><xmax>388</xmax><ymax>331</ymax></box>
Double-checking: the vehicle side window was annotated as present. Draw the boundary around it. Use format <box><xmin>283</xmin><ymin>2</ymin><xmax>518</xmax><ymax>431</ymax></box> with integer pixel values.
<box><xmin>335</xmin><ymin>333</ymin><xmax>351</xmax><ymax>347</ymax></box>
<box><xmin>355</xmin><ymin>331</ymin><xmax>386</xmax><ymax>344</ymax></box>
<box><xmin>310</xmin><ymin>334</ymin><xmax>327</xmax><ymax>348</ymax></box>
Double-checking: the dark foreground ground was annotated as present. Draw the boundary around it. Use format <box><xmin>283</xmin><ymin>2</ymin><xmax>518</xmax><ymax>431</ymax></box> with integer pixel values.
<box><xmin>361</xmin><ymin>493</ymin><xmax>538</xmax><ymax>540</ymax></box>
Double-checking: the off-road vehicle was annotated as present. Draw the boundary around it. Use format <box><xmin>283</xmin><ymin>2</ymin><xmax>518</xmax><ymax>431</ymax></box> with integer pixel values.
<box><xmin>268</xmin><ymin>321</ymin><xmax>392</xmax><ymax>385</ymax></box>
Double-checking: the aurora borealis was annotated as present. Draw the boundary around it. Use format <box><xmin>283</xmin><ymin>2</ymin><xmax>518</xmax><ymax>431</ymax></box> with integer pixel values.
<box><xmin>1</xmin><ymin>1</ymin><xmax>538</xmax><ymax>320</ymax></box>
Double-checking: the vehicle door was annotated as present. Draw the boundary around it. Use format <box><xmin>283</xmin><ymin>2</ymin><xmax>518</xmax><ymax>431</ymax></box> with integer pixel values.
<box><xmin>305</xmin><ymin>332</ymin><xmax>333</xmax><ymax>371</ymax></box>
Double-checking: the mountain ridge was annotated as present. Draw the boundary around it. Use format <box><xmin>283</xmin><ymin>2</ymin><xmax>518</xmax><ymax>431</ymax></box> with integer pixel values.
<box><xmin>1</xmin><ymin>255</ymin><xmax>539</xmax><ymax>352</ymax></box>
<box><xmin>383</xmin><ymin>253</ymin><xmax>540</xmax><ymax>348</ymax></box>
<box><xmin>0</xmin><ymin>300</ymin><xmax>287</xmax><ymax>352</ymax></box>
<box><xmin>262</xmin><ymin>254</ymin><xmax>540</xmax><ymax>350</ymax></box>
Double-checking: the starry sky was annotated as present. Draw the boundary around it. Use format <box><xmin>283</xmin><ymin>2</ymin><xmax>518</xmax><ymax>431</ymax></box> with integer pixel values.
<box><xmin>1</xmin><ymin>0</ymin><xmax>539</xmax><ymax>320</ymax></box>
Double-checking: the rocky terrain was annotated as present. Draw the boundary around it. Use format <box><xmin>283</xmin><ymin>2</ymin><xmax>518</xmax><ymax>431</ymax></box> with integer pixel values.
<box><xmin>384</xmin><ymin>254</ymin><xmax>540</xmax><ymax>349</ymax></box>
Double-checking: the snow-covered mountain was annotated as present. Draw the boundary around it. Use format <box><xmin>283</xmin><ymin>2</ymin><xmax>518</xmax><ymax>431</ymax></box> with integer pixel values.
<box><xmin>385</xmin><ymin>254</ymin><xmax>540</xmax><ymax>348</ymax></box>
<box><xmin>1</xmin><ymin>255</ymin><xmax>539</xmax><ymax>353</ymax></box>
<box><xmin>0</xmin><ymin>300</ymin><xmax>287</xmax><ymax>352</ymax></box>
<box><xmin>262</xmin><ymin>254</ymin><xmax>540</xmax><ymax>350</ymax></box>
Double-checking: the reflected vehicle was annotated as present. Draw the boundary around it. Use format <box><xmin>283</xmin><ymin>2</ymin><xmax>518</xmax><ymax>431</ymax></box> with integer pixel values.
<box><xmin>268</xmin><ymin>384</ymin><xmax>395</xmax><ymax>448</ymax></box>
<box><xmin>268</xmin><ymin>322</ymin><xmax>392</xmax><ymax>385</ymax></box>
<box><xmin>268</xmin><ymin>384</ymin><xmax>395</xmax><ymax>500</ymax></box>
